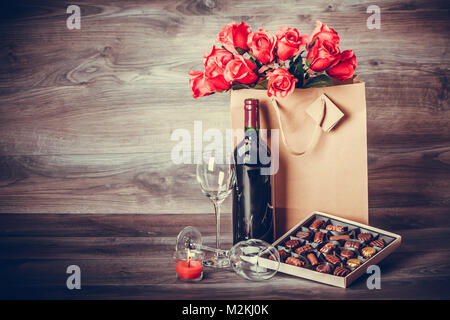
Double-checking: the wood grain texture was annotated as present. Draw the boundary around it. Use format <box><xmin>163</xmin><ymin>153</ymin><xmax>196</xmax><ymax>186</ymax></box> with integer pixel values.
<box><xmin>0</xmin><ymin>1</ymin><xmax>449</xmax><ymax>217</ymax></box>
<box><xmin>0</xmin><ymin>213</ymin><xmax>449</xmax><ymax>299</ymax></box>
<box><xmin>0</xmin><ymin>145</ymin><xmax>448</xmax><ymax>214</ymax></box>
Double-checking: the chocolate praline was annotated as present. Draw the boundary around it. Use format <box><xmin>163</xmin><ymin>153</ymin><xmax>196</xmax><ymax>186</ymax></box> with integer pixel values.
<box><xmin>357</xmin><ymin>233</ymin><xmax>372</xmax><ymax>241</ymax></box>
<box><xmin>329</xmin><ymin>235</ymin><xmax>350</xmax><ymax>241</ymax></box>
<box><xmin>361</xmin><ymin>247</ymin><xmax>377</xmax><ymax>259</ymax></box>
<box><xmin>295</xmin><ymin>244</ymin><xmax>312</xmax><ymax>255</ymax></box>
<box><xmin>284</xmin><ymin>239</ymin><xmax>299</xmax><ymax>249</ymax></box>
<box><xmin>306</xmin><ymin>253</ymin><xmax>319</xmax><ymax>266</ymax></box>
<box><xmin>340</xmin><ymin>249</ymin><xmax>355</xmax><ymax>259</ymax></box>
<box><xmin>320</xmin><ymin>242</ymin><xmax>336</xmax><ymax>254</ymax></box>
<box><xmin>370</xmin><ymin>239</ymin><xmax>385</xmax><ymax>248</ymax></box>
<box><xmin>344</xmin><ymin>241</ymin><xmax>361</xmax><ymax>249</ymax></box>
<box><xmin>309</xmin><ymin>219</ymin><xmax>325</xmax><ymax>230</ymax></box>
<box><xmin>347</xmin><ymin>258</ymin><xmax>362</xmax><ymax>268</ymax></box>
<box><xmin>295</xmin><ymin>230</ymin><xmax>311</xmax><ymax>240</ymax></box>
<box><xmin>286</xmin><ymin>256</ymin><xmax>304</xmax><ymax>267</ymax></box>
<box><xmin>314</xmin><ymin>231</ymin><xmax>325</xmax><ymax>244</ymax></box>
<box><xmin>326</xmin><ymin>225</ymin><xmax>345</xmax><ymax>232</ymax></box>
<box><xmin>316</xmin><ymin>264</ymin><xmax>332</xmax><ymax>274</ymax></box>
<box><xmin>333</xmin><ymin>266</ymin><xmax>350</xmax><ymax>277</ymax></box>
<box><xmin>325</xmin><ymin>254</ymin><xmax>341</xmax><ymax>265</ymax></box>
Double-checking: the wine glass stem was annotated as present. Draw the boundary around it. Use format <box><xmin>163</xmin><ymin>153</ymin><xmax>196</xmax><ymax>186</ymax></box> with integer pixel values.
<box><xmin>213</xmin><ymin>200</ymin><xmax>221</xmax><ymax>252</ymax></box>
<box><xmin>194</xmin><ymin>244</ymin><xmax>227</xmax><ymax>255</ymax></box>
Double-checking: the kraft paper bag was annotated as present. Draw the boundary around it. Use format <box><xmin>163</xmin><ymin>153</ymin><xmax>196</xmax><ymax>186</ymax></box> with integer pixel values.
<box><xmin>230</xmin><ymin>81</ymin><xmax>368</xmax><ymax>237</ymax></box>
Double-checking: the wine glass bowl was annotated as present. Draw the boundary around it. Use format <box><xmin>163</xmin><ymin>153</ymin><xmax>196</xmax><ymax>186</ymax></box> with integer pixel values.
<box><xmin>176</xmin><ymin>226</ymin><xmax>202</xmax><ymax>253</ymax></box>
<box><xmin>228</xmin><ymin>239</ymin><xmax>280</xmax><ymax>281</ymax></box>
<box><xmin>196</xmin><ymin>152</ymin><xmax>235</xmax><ymax>203</ymax></box>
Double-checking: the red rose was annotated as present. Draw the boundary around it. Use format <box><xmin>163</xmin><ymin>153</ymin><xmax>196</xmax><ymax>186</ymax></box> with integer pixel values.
<box><xmin>202</xmin><ymin>46</ymin><xmax>233</xmax><ymax>91</ymax></box>
<box><xmin>266</xmin><ymin>68</ymin><xmax>298</xmax><ymax>98</ymax></box>
<box><xmin>306</xmin><ymin>38</ymin><xmax>340</xmax><ymax>72</ymax></box>
<box><xmin>275</xmin><ymin>26</ymin><xmax>308</xmax><ymax>61</ymax></box>
<box><xmin>188</xmin><ymin>69</ymin><xmax>231</xmax><ymax>99</ymax></box>
<box><xmin>223</xmin><ymin>55</ymin><xmax>258</xmax><ymax>85</ymax></box>
<box><xmin>203</xmin><ymin>46</ymin><xmax>233</xmax><ymax>77</ymax></box>
<box><xmin>218</xmin><ymin>21</ymin><xmax>251</xmax><ymax>55</ymax></box>
<box><xmin>307</xmin><ymin>20</ymin><xmax>340</xmax><ymax>48</ymax></box>
<box><xmin>188</xmin><ymin>70</ymin><xmax>214</xmax><ymax>99</ymax></box>
<box><xmin>247</xmin><ymin>29</ymin><xmax>276</xmax><ymax>64</ymax></box>
<box><xmin>327</xmin><ymin>50</ymin><xmax>357</xmax><ymax>81</ymax></box>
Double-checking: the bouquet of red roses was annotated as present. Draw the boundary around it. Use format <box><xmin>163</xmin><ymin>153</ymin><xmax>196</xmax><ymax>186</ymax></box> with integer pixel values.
<box><xmin>188</xmin><ymin>21</ymin><xmax>357</xmax><ymax>99</ymax></box>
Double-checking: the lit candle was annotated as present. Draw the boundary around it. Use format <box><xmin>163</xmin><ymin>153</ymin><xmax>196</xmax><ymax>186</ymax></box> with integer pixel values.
<box><xmin>174</xmin><ymin>249</ymin><xmax>204</xmax><ymax>281</ymax></box>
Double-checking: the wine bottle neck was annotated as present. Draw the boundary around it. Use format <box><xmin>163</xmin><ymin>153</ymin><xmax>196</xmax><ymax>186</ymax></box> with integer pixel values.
<box><xmin>244</xmin><ymin>99</ymin><xmax>259</xmax><ymax>130</ymax></box>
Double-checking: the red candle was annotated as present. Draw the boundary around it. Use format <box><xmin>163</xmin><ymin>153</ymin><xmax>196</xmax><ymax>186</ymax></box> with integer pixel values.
<box><xmin>174</xmin><ymin>249</ymin><xmax>204</xmax><ymax>280</ymax></box>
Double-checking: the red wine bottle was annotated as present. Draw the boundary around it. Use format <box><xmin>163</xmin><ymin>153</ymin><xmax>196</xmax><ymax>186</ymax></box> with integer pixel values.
<box><xmin>232</xmin><ymin>98</ymin><xmax>274</xmax><ymax>244</ymax></box>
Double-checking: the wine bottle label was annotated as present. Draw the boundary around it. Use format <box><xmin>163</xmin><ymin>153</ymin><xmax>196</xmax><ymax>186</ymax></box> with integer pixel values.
<box><xmin>237</xmin><ymin>144</ymin><xmax>249</xmax><ymax>157</ymax></box>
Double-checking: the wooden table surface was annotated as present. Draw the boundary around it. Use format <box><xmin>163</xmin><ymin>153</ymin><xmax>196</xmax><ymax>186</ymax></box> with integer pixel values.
<box><xmin>1</xmin><ymin>212</ymin><xmax>449</xmax><ymax>300</ymax></box>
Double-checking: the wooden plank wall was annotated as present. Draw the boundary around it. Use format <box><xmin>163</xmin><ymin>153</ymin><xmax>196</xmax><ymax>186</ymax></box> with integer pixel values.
<box><xmin>0</xmin><ymin>1</ymin><xmax>449</xmax><ymax>222</ymax></box>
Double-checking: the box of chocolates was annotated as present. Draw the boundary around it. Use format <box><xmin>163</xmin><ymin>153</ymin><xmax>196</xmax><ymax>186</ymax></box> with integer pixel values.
<box><xmin>259</xmin><ymin>211</ymin><xmax>401</xmax><ymax>288</ymax></box>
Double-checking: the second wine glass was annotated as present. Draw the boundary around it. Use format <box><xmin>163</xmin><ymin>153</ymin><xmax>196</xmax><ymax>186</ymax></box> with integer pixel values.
<box><xmin>196</xmin><ymin>151</ymin><xmax>235</xmax><ymax>267</ymax></box>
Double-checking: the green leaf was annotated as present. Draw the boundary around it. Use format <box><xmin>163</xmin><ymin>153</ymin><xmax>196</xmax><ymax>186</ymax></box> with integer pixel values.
<box><xmin>307</xmin><ymin>38</ymin><xmax>317</xmax><ymax>50</ymax></box>
<box><xmin>244</xmin><ymin>52</ymin><xmax>261</xmax><ymax>69</ymax></box>
<box><xmin>289</xmin><ymin>55</ymin><xmax>304</xmax><ymax>88</ymax></box>
<box><xmin>231</xmin><ymin>83</ymin><xmax>251</xmax><ymax>90</ymax></box>
<box><xmin>303</xmin><ymin>74</ymin><xmax>333</xmax><ymax>88</ymax></box>
<box><xmin>253</xmin><ymin>79</ymin><xmax>268</xmax><ymax>90</ymax></box>
<box><xmin>305</xmin><ymin>58</ymin><xmax>311</xmax><ymax>68</ymax></box>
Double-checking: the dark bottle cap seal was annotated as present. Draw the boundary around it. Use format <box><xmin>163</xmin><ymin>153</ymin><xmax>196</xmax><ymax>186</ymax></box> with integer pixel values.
<box><xmin>244</xmin><ymin>99</ymin><xmax>259</xmax><ymax>129</ymax></box>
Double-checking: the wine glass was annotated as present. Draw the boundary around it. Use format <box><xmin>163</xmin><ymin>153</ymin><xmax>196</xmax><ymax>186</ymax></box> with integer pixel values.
<box><xmin>176</xmin><ymin>226</ymin><xmax>280</xmax><ymax>281</ymax></box>
<box><xmin>196</xmin><ymin>151</ymin><xmax>235</xmax><ymax>267</ymax></box>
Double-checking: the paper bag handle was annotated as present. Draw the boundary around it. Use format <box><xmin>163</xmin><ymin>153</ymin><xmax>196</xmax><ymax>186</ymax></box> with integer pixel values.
<box><xmin>270</xmin><ymin>97</ymin><xmax>326</xmax><ymax>156</ymax></box>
